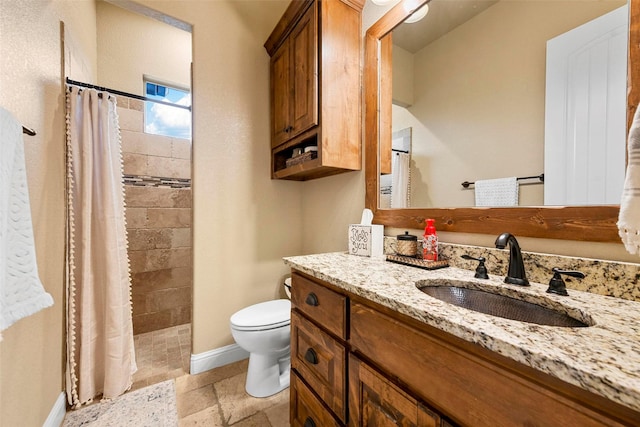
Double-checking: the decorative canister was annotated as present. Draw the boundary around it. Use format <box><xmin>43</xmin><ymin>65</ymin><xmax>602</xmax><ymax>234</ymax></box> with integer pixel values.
<box><xmin>396</xmin><ymin>231</ymin><xmax>418</xmax><ymax>257</ymax></box>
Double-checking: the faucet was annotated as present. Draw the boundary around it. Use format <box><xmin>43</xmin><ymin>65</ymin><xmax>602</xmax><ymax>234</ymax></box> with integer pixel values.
<box><xmin>494</xmin><ymin>233</ymin><xmax>529</xmax><ymax>286</ymax></box>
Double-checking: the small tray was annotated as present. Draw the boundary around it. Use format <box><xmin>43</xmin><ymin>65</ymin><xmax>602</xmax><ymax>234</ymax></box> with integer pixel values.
<box><xmin>286</xmin><ymin>150</ymin><xmax>318</xmax><ymax>168</ymax></box>
<box><xmin>386</xmin><ymin>254</ymin><xmax>449</xmax><ymax>270</ymax></box>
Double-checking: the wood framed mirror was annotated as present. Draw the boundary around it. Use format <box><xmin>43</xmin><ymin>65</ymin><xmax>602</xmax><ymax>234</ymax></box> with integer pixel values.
<box><xmin>365</xmin><ymin>0</ymin><xmax>640</xmax><ymax>242</ymax></box>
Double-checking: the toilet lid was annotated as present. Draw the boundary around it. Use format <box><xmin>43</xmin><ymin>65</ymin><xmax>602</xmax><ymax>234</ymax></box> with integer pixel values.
<box><xmin>230</xmin><ymin>299</ymin><xmax>291</xmax><ymax>331</ymax></box>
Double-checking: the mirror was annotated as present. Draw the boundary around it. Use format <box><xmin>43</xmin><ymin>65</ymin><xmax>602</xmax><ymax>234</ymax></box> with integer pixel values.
<box><xmin>365</xmin><ymin>0</ymin><xmax>639</xmax><ymax>241</ymax></box>
<box><xmin>383</xmin><ymin>0</ymin><xmax>627</xmax><ymax>209</ymax></box>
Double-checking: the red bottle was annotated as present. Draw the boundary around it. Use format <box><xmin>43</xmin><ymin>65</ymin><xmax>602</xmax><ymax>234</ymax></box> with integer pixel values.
<box><xmin>423</xmin><ymin>219</ymin><xmax>438</xmax><ymax>261</ymax></box>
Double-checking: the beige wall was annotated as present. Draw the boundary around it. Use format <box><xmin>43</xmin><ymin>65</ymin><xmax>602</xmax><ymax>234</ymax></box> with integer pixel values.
<box><xmin>0</xmin><ymin>0</ymin><xmax>98</xmax><ymax>425</ymax></box>
<box><xmin>97</xmin><ymin>0</ymin><xmax>192</xmax><ymax>94</ymax></box>
<box><xmin>405</xmin><ymin>1</ymin><xmax>624</xmax><ymax>208</ymax></box>
<box><xmin>132</xmin><ymin>0</ymin><xmax>301</xmax><ymax>355</ymax></box>
<box><xmin>392</xmin><ymin>45</ymin><xmax>414</xmax><ymax>107</ymax></box>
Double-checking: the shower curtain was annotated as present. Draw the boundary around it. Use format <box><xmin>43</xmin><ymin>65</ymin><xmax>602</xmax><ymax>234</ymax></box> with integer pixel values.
<box><xmin>65</xmin><ymin>86</ymin><xmax>136</xmax><ymax>407</ymax></box>
<box><xmin>391</xmin><ymin>152</ymin><xmax>411</xmax><ymax>208</ymax></box>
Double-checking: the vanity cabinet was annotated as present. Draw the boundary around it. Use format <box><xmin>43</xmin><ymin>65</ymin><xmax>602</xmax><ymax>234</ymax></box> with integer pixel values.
<box><xmin>289</xmin><ymin>270</ymin><xmax>640</xmax><ymax>426</ymax></box>
<box><xmin>264</xmin><ymin>0</ymin><xmax>363</xmax><ymax>181</ymax></box>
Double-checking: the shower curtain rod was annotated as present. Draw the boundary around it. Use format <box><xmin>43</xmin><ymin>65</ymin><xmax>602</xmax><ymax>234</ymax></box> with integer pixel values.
<box><xmin>65</xmin><ymin>78</ymin><xmax>192</xmax><ymax>112</ymax></box>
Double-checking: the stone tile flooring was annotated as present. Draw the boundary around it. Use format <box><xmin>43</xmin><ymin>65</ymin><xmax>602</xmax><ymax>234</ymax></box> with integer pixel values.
<box><xmin>133</xmin><ymin>324</ymin><xmax>290</xmax><ymax>426</ymax></box>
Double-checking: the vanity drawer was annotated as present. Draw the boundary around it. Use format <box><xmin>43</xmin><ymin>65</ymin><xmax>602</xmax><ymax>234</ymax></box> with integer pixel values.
<box><xmin>291</xmin><ymin>371</ymin><xmax>342</xmax><ymax>427</ymax></box>
<box><xmin>291</xmin><ymin>272</ymin><xmax>347</xmax><ymax>339</ymax></box>
<box><xmin>291</xmin><ymin>310</ymin><xmax>347</xmax><ymax>422</ymax></box>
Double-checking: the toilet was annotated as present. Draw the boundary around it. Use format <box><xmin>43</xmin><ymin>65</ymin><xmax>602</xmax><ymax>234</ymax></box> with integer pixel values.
<box><xmin>230</xmin><ymin>282</ymin><xmax>291</xmax><ymax>398</ymax></box>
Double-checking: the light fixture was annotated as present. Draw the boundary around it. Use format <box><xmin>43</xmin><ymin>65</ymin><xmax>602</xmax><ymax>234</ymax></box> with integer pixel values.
<box><xmin>370</xmin><ymin>0</ymin><xmax>400</xmax><ymax>6</ymax></box>
<box><xmin>404</xmin><ymin>3</ymin><xmax>429</xmax><ymax>23</ymax></box>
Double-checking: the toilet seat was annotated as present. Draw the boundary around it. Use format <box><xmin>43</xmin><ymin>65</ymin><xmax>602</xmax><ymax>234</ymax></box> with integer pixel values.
<box><xmin>230</xmin><ymin>299</ymin><xmax>291</xmax><ymax>331</ymax></box>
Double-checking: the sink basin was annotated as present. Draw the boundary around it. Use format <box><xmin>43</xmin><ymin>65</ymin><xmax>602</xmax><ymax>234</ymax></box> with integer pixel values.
<box><xmin>417</xmin><ymin>283</ymin><xmax>590</xmax><ymax>327</ymax></box>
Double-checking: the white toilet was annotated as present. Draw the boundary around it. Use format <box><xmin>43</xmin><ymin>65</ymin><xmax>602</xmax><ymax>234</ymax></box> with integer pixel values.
<box><xmin>230</xmin><ymin>283</ymin><xmax>291</xmax><ymax>398</ymax></box>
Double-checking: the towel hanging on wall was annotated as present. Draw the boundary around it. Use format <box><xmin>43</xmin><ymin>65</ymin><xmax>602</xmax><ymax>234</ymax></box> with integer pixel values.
<box><xmin>0</xmin><ymin>107</ymin><xmax>53</xmax><ymax>341</ymax></box>
<box><xmin>618</xmin><ymin>105</ymin><xmax>640</xmax><ymax>254</ymax></box>
<box><xmin>474</xmin><ymin>177</ymin><xmax>519</xmax><ymax>207</ymax></box>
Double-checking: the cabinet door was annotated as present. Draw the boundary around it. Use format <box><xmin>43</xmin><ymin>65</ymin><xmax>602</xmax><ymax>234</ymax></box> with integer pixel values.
<box><xmin>349</xmin><ymin>354</ymin><xmax>440</xmax><ymax>427</ymax></box>
<box><xmin>291</xmin><ymin>372</ymin><xmax>341</xmax><ymax>427</ymax></box>
<box><xmin>271</xmin><ymin>38</ymin><xmax>291</xmax><ymax>148</ymax></box>
<box><xmin>289</xmin><ymin>2</ymin><xmax>318</xmax><ymax>139</ymax></box>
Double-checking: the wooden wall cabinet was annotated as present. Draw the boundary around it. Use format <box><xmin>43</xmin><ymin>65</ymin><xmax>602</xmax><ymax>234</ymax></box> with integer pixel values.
<box><xmin>289</xmin><ymin>270</ymin><xmax>640</xmax><ymax>426</ymax></box>
<box><xmin>265</xmin><ymin>0</ymin><xmax>364</xmax><ymax>181</ymax></box>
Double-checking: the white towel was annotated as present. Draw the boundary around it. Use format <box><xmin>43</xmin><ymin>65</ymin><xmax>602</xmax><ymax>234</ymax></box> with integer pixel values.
<box><xmin>474</xmin><ymin>177</ymin><xmax>519</xmax><ymax>207</ymax></box>
<box><xmin>618</xmin><ymin>105</ymin><xmax>640</xmax><ymax>254</ymax></box>
<box><xmin>0</xmin><ymin>107</ymin><xmax>53</xmax><ymax>339</ymax></box>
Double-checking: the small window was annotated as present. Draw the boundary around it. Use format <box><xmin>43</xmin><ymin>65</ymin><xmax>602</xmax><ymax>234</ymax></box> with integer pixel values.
<box><xmin>144</xmin><ymin>80</ymin><xmax>191</xmax><ymax>139</ymax></box>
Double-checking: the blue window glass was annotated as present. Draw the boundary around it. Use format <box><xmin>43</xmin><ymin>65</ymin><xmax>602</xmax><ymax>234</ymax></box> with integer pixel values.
<box><xmin>144</xmin><ymin>81</ymin><xmax>191</xmax><ymax>139</ymax></box>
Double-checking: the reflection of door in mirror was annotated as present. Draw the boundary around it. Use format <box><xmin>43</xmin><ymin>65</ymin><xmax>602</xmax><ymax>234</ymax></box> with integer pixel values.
<box><xmin>545</xmin><ymin>5</ymin><xmax>628</xmax><ymax>206</ymax></box>
<box><xmin>383</xmin><ymin>0</ymin><xmax>627</xmax><ymax>209</ymax></box>
<box><xmin>380</xmin><ymin>128</ymin><xmax>412</xmax><ymax>208</ymax></box>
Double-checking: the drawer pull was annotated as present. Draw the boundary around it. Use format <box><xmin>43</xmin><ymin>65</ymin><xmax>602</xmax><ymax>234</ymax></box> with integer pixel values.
<box><xmin>305</xmin><ymin>292</ymin><xmax>319</xmax><ymax>306</ymax></box>
<box><xmin>304</xmin><ymin>417</ymin><xmax>316</xmax><ymax>427</ymax></box>
<box><xmin>304</xmin><ymin>348</ymin><xmax>319</xmax><ymax>365</ymax></box>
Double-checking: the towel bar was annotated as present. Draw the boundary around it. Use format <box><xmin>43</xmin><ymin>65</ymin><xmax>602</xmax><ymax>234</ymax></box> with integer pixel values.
<box><xmin>461</xmin><ymin>174</ymin><xmax>544</xmax><ymax>189</ymax></box>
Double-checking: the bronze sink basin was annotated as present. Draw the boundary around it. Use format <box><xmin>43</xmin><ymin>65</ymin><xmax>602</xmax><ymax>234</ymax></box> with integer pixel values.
<box><xmin>417</xmin><ymin>283</ymin><xmax>590</xmax><ymax>328</ymax></box>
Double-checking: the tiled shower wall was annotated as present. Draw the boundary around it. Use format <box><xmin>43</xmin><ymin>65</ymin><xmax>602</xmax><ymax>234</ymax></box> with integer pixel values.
<box><xmin>117</xmin><ymin>95</ymin><xmax>192</xmax><ymax>335</ymax></box>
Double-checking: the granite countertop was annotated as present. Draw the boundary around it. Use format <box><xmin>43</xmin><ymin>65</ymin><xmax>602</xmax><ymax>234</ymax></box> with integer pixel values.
<box><xmin>283</xmin><ymin>252</ymin><xmax>640</xmax><ymax>413</ymax></box>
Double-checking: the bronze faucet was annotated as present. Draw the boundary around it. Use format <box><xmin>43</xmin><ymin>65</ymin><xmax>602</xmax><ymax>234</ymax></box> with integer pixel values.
<box><xmin>495</xmin><ymin>233</ymin><xmax>529</xmax><ymax>286</ymax></box>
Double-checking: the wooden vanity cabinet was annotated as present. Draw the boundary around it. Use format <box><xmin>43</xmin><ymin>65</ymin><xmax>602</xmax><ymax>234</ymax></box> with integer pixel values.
<box><xmin>289</xmin><ymin>269</ymin><xmax>640</xmax><ymax>426</ymax></box>
<box><xmin>265</xmin><ymin>0</ymin><xmax>364</xmax><ymax>181</ymax></box>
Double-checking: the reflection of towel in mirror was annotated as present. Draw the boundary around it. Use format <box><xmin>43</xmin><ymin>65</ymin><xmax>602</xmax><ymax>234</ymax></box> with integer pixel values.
<box><xmin>618</xmin><ymin>105</ymin><xmax>640</xmax><ymax>254</ymax></box>
<box><xmin>474</xmin><ymin>177</ymin><xmax>519</xmax><ymax>207</ymax></box>
<box><xmin>0</xmin><ymin>107</ymin><xmax>53</xmax><ymax>340</ymax></box>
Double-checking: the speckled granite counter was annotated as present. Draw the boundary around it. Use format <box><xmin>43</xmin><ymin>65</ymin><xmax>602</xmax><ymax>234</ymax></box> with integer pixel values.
<box><xmin>283</xmin><ymin>252</ymin><xmax>640</xmax><ymax>413</ymax></box>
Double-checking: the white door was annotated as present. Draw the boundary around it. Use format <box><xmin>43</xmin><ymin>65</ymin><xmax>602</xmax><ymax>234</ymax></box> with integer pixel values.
<box><xmin>544</xmin><ymin>5</ymin><xmax>628</xmax><ymax>206</ymax></box>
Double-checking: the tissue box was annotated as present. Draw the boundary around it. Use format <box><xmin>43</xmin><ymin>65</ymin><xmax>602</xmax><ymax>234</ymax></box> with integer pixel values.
<box><xmin>348</xmin><ymin>224</ymin><xmax>384</xmax><ymax>258</ymax></box>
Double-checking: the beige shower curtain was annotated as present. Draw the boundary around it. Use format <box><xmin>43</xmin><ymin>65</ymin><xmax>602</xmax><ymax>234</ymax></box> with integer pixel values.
<box><xmin>65</xmin><ymin>86</ymin><xmax>136</xmax><ymax>407</ymax></box>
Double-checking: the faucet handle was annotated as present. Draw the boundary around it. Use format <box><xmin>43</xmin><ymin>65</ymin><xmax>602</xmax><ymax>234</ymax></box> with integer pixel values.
<box><xmin>461</xmin><ymin>255</ymin><xmax>489</xmax><ymax>279</ymax></box>
<box><xmin>547</xmin><ymin>268</ymin><xmax>585</xmax><ymax>296</ymax></box>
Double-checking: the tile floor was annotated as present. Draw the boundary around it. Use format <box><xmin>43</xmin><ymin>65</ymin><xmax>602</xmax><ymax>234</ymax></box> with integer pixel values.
<box><xmin>129</xmin><ymin>324</ymin><xmax>289</xmax><ymax>426</ymax></box>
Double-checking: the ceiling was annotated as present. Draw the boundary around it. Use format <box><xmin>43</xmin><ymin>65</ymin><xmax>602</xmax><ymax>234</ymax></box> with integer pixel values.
<box><xmin>392</xmin><ymin>0</ymin><xmax>498</xmax><ymax>53</ymax></box>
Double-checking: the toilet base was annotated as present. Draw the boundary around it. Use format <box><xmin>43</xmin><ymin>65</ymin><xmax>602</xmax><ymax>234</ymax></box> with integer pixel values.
<box><xmin>245</xmin><ymin>350</ymin><xmax>291</xmax><ymax>398</ymax></box>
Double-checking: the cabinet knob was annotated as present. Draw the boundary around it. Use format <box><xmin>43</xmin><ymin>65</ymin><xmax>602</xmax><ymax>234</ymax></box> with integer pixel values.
<box><xmin>304</xmin><ymin>417</ymin><xmax>316</xmax><ymax>427</ymax></box>
<box><xmin>305</xmin><ymin>292</ymin><xmax>319</xmax><ymax>306</ymax></box>
<box><xmin>304</xmin><ymin>348</ymin><xmax>318</xmax><ymax>365</ymax></box>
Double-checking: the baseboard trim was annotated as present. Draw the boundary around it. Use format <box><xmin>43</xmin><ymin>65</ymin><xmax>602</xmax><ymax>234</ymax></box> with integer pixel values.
<box><xmin>190</xmin><ymin>343</ymin><xmax>249</xmax><ymax>375</ymax></box>
<box><xmin>43</xmin><ymin>392</ymin><xmax>67</xmax><ymax>427</ymax></box>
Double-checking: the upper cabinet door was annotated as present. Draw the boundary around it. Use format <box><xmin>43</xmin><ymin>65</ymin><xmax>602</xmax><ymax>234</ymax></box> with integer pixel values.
<box><xmin>270</xmin><ymin>3</ymin><xmax>318</xmax><ymax>149</ymax></box>
<box><xmin>290</xmin><ymin>3</ymin><xmax>318</xmax><ymax>139</ymax></box>
<box><xmin>271</xmin><ymin>39</ymin><xmax>291</xmax><ymax>148</ymax></box>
